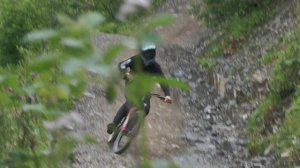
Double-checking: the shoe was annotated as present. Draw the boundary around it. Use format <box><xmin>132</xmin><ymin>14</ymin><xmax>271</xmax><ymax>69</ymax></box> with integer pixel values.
<box><xmin>107</xmin><ymin>123</ymin><xmax>116</xmax><ymax>134</ymax></box>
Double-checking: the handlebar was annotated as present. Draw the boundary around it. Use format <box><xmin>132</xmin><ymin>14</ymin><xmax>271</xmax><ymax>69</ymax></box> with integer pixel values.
<box><xmin>150</xmin><ymin>93</ymin><xmax>166</xmax><ymax>101</ymax></box>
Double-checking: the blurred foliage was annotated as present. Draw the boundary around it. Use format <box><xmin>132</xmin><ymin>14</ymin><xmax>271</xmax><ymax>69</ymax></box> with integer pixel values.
<box><xmin>0</xmin><ymin>0</ymin><xmax>123</xmax><ymax>66</ymax></box>
<box><xmin>0</xmin><ymin>11</ymin><xmax>105</xmax><ymax>167</ymax></box>
<box><xmin>247</xmin><ymin>27</ymin><xmax>300</xmax><ymax>165</ymax></box>
<box><xmin>0</xmin><ymin>0</ymin><xmax>165</xmax><ymax>66</ymax></box>
<box><xmin>99</xmin><ymin>0</ymin><xmax>166</xmax><ymax>35</ymax></box>
<box><xmin>0</xmin><ymin>1</ymin><xmax>188</xmax><ymax>166</ymax></box>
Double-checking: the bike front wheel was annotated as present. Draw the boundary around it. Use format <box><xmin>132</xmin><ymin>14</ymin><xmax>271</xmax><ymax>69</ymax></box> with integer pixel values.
<box><xmin>113</xmin><ymin>121</ymin><xmax>141</xmax><ymax>154</ymax></box>
<box><xmin>113</xmin><ymin>131</ymin><xmax>134</xmax><ymax>154</ymax></box>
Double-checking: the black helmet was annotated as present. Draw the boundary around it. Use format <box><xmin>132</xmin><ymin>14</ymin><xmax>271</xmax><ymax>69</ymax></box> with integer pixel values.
<box><xmin>140</xmin><ymin>42</ymin><xmax>156</xmax><ymax>66</ymax></box>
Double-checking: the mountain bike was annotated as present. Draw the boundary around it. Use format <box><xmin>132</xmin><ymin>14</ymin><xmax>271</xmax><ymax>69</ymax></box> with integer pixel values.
<box><xmin>107</xmin><ymin>93</ymin><xmax>166</xmax><ymax>154</ymax></box>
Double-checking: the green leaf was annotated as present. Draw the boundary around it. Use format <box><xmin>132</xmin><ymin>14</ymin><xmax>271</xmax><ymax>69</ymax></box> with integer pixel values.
<box><xmin>0</xmin><ymin>75</ymin><xmax>5</xmax><ymax>83</ymax></box>
<box><xmin>102</xmin><ymin>44</ymin><xmax>125</xmax><ymax>64</ymax></box>
<box><xmin>57</xmin><ymin>14</ymin><xmax>75</xmax><ymax>27</ymax></box>
<box><xmin>22</xmin><ymin>104</ymin><xmax>45</xmax><ymax>113</ymax></box>
<box><xmin>4</xmin><ymin>74</ymin><xmax>18</xmax><ymax>89</ymax></box>
<box><xmin>105</xmin><ymin>84</ymin><xmax>116</xmax><ymax>103</ymax></box>
<box><xmin>61</xmin><ymin>38</ymin><xmax>84</xmax><ymax>48</ymax></box>
<box><xmin>284</xmin><ymin>58</ymin><xmax>296</xmax><ymax>66</ymax></box>
<box><xmin>154</xmin><ymin>76</ymin><xmax>190</xmax><ymax>91</ymax></box>
<box><xmin>70</xmin><ymin>80</ymin><xmax>86</xmax><ymax>98</ymax></box>
<box><xmin>62</xmin><ymin>58</ymin><xmax>83</xmax><ymax>75</ymax></box>
<box><xmin>30</xmin><ymin>55</ymin><xmax>57</xmax><ymax>72</ymax></box>
<box><xmin>79</xmin><ymin>12</ymin><xmax>104</xmax><ymax>29</ymax></box>
<box><xmin>143</xmin><ymin>14</ymin><xmax>175</xmax><ymax>31</ymax></box>
<box><xmin>0</xmin><ymin>92</ymin><xmax>12</xmax><ymax>106</ymax></box>
<box><xmin>87</xmin><ymin>64</ymin><xmax>112</xmax><ymax>76</ymax></box>
<box><xmin>6</xmin><ymin>151</ymin><xmax>32</xmax><ymax>163</ymax></box>
<box><xmin>56</xmin><ymin>85</ymin><xmax>70</xmax><ymax>99</ymax></box>
<box><xmin>140</xmin><ymin>32</ymin><xmax>161</xmax><ymax>44</ymax></box>
<box><xmin>25</xmin><ymin>29</ymin><xmax>57</xmax><ymax>41</ymax></box>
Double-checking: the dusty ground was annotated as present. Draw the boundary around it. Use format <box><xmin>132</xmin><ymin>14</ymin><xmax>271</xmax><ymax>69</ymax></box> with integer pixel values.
<box><xmin>72</xmin><ymin>0</ymin><xmax>232</xmax><ymax>167</ymax></box>
<box><xmin>72</xmin><ymin>0</ymin><xmax>298</xmax><ymax>167</ymax></box>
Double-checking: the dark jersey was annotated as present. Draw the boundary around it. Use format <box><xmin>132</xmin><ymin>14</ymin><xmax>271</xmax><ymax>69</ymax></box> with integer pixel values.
<box><xmin>119</xmin><ymin>55</ymin><xmax>170</xmax><ymax>96</ymax></box>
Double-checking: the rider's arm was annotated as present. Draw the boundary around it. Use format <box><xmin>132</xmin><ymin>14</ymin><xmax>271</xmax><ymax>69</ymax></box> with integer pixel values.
<box><xmin>118</xmin><ymin>56</ymin><xmax>135</xmax><ymax>74</ymax></box>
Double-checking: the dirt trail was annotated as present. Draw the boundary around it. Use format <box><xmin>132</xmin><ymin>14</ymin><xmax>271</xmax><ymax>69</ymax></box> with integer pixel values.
<box><xmin>70</xmin><ymin>0</ymin><xmax>298</xmax><ymax>167</ymax></box>
<box><xmin>71</xmin><ymin>2</ymin><xmax>218</xmax><ymax>167</ymax></box>
<box><xmin>73</xmin><ymin>31</ymin><xmax>189</xmax><ymax>167</ymax></box>
<box><xmin>71</xmin><ymin>0</ymin><xmax>237</xmax><ymax>167</ymax></box>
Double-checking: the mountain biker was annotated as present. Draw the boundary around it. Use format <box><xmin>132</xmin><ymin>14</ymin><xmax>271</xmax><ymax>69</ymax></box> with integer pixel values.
<box><xmin>107</xmin><ymin>42</ymin><xmax>172</xmax><ymax>134</ymax></box>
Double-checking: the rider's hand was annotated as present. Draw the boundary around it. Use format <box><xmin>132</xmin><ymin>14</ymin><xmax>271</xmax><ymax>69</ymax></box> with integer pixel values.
<box><xmin>164</xmin><ymin>96</ymin><xmax>172</xmax><ymax>104</ymax></box>
<box><xmin>124</xmin><ymin>72</ymin><xmax>133</xmax><ymax>81</ymax></box>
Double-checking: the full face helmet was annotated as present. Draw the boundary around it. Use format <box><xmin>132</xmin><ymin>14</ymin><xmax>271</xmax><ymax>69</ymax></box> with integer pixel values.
<box><xmin>140</xmin><ymin>42</ymin><xmax>156</xmax><ymax>66</ymax></box>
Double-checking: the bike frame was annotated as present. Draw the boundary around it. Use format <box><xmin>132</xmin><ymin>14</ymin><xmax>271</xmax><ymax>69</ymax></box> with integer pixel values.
<box><xmin>120</xmin><ymin>107</ymin><xmax>138</xmax><ymax>132</ymax></box>
<box><xmin>120</xmin><ymin>93</ymin><xmax>164</xmax><ymax>133</ymax></box>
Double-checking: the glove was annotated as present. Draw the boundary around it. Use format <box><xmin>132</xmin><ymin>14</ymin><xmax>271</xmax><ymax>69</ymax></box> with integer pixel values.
<box><xmin>124</xmin><ymin>72</ymin><xmax>134</xmax><ymax>82</ymax></box>
<box><xmin>164</xmin><ymin>96</ymin><xmax>172</xmax><ymax>104</ymax></box>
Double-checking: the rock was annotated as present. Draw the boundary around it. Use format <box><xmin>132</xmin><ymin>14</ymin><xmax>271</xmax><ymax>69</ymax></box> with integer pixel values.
<box><xmin>204</xmin><ymin>105</ymin><xmax>214</xmax><ymax>114</ymax></box>
<box><xmin>225</xmin><ymin>119</ymin><xmax>232</xmax><ymax>126</ymax></box>
<box><xmin>196</xmin><ymin>77</ymin><xmax>204</xmax><ymax>83</ymax></box>
<box><xmin>281</xmin><ymin>148</ymin><xmax>292</xmax><ymax>158</ymax></box>
<box><xmin>271</xmin><ymin>124</ymin><xmax>279</xmax><ymax>133</ymax></box>
<box><xmin>252</xmin><ymin>70</ymin><xmax>267</xmax><ymax>84</ymax></box>
<box><xmin>253</xmin><ymin>163</ymin><xmax>264</xmax><ymax>168</ymax></box>
<box><xmin>204</xmin><ymin>124</ymin><xmax>213</xmax><ymax>131</ymax></box>
<box><xmin>264</xmin><ymin>144</ymin><xmax>274</xmax><ymax>156</ymax></box>
<box><xmin>193</xmin><ymin>127</ymin><xmax>201</xmax><ymax>132</ymax></box>
<box><xmin>205</xmin><ymin>114</ymin><xmax>211</xmax><ymax>119</ymax></box>
<box><xmin>210</xmin><ymin>137</ymin><xmax>220</xmax><ymax>145</ymax></box>
<box><xmin>228</xmin><ymin>100</ymin><xmax>237</xmax><ymax>107</ymax></box>
<box><xmin>172</xmin><ymin>143</ymin><xmax>180</xmax><ymax>149</ymax></box>
<box><xmin>211</xmin><ymin>131</ymin><xmax>218</xmax><ymax>137</ymax></box>
<box><xmin>252</xmin><ymin>157</ymin><xmax>268</xmax><ymax>166</ymax></box>
<box><xmin>241</xmin><ymin>114</ymin><xmax>249</xmax><ymax>121</ymax></box>
<box><xmin>174</xmin><ymin>70</ymin><xmax>185</xmax><ymax>78</ymax></box>
<box><xmin>185</xmin><ymin>132</ymin><xmax>198</xmax><ymax>142</ymax></box>
<box><xmin>195</xmin><ymin>143</ymin><xmax>216</xmax><ymax>152</ymax></box>
<box><xmin>243</xmin><ymin>162</ymin><xmax>252</xmax><ymax>168</ymax></box>
<box><xmin>220</xmin><ymin>140</ymin><xmax>233</xmax><ymax>152</ymax></box>
<box><xmin>189</xmin><ymin>81</ymin><xmax>197</xmax><ymax>89</ymax></box>
<box><xmin>214</xmin><ymin>73</ymin><xmax>226</xmax><ymax>98</ymax></box>
<box><xmin>236</xmin><ymin>139</ymin><xmax>247</xmax><ymax>146</ymax></box>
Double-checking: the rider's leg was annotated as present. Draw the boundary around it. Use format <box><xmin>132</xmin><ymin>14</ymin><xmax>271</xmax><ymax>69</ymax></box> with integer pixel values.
<box><xmin>107</xmin><ymin>101</ymin><xmax>131</xmax><ymax>134</ymax></box>
<box><xmin>113</xmin><ymin>101</ymin><xmax>131</xmax><ymax>125</ymax></box>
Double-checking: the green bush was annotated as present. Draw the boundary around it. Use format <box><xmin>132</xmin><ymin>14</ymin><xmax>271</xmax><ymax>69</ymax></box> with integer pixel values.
<box><xmin>196</xmin><ymin>0</ymin><xmax>277</xmax><ymax>60</ymax></box>
<box><xmin>0</xmin><ymin>0</ymin><xmax>166</xmax><ymax>66</ymax></box>
<box><xmin>202</xmin><ymin>0</ymin><xmax>273</xmax><ymax>28</ymax></box>
<box><xmin>0</xmin><ymin>0</ymin><xmax>124</xmax><ymax>66</ymax></box>
<box><xmin>247</xmin><ymin>28</ymin><xmax>300</xmax><ymax>165</ymax></box>
<box><xmin>0</xmin><ymin>0</ymin><xmax>49</xmax><ymax>65</ymax></box>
